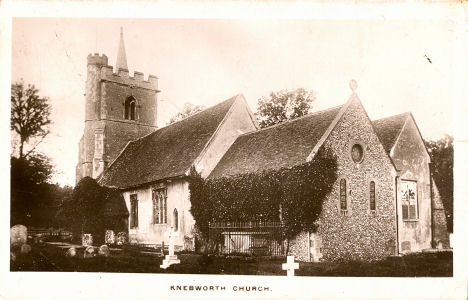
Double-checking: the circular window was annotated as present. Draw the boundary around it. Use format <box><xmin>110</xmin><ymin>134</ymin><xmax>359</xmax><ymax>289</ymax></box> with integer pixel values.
<box><xmin>351</xmin><ymin>144</ymin><xmax>364</xmax><ymax>163</ymax></box>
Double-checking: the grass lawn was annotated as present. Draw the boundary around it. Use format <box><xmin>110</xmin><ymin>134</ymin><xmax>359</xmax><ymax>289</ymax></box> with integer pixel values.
<box><xmin>10</xmin><ymin>243</ymin><xmax>452</xmax><ymax>277</ymax></box>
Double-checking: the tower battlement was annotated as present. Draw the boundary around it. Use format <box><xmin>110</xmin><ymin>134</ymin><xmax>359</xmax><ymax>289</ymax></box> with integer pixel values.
<box><xmin>101</xmin><ymin>65</ymin><xmax>159</xmax><ymax>91</ymax></box>
<box><xmin>87</xmin><ymin>53</ymin><xmax>109</xmax><ymax>66</ymax></box>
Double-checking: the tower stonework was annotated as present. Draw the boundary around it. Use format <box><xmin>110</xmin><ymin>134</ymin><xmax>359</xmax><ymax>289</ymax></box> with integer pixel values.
<box><xmin>76</xmin><ymin>35</ymin><xmax>159</xmax><ymax>184</ymax></box>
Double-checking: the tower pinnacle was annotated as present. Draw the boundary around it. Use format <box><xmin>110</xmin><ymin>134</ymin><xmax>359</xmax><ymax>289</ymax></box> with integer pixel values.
<box><xmin>116</xmin><ymin>27</ymin><xmax>128</xmax><ymax>71</ymax></box>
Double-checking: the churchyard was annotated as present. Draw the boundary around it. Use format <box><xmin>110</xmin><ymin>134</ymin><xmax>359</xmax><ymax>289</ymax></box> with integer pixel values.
<box><xmin>11</xmin><ymin>240</ymin><xmax>452</xmax><ymax>276</ymax></box>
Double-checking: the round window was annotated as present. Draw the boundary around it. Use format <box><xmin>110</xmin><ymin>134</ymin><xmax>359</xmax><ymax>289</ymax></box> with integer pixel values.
<box><xmin>351</xmin><ymin>144</ymin><xmax>364</xmax><ymax>163</ymax></box>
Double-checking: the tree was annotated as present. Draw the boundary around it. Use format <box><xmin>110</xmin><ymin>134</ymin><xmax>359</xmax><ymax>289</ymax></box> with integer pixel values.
<box><xmin>60</xmin><ymin>177</ymin><xmax>128</xmax><ymax>243</ymax></box>
<box><xmin>10</xmin><ymin>154</ymin><xmax>54</xmax><ymax>226</ymax></box>
<box><xmin>66</xmin><ymin>177</ymin><xmax>106</xmax><ymax>242</ymax></box>
<box><xmin>11</xmin><ymin>80</ymin><xmax>51</xmax><ymax>159</ymax></box>
<box><xmin>255</xmin><ymin>88</ymin><xmax>316</xmax><ymax>128</ymax></box>
<box><xmin>426</xmin><ymin>135</ymin><xmax>453</xmax><ymax>232</ymax></box>
<box><xmin>169</xmin><ymin>102</ymin><xmax>205</xmax><ymax>124</ymax></box>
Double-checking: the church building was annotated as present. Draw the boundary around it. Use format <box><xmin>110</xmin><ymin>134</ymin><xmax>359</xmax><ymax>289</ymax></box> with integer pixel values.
<box><xmin>78</xmin><ymin>30</ymin><xmax>449</xmax><ymax>262</ymax></box>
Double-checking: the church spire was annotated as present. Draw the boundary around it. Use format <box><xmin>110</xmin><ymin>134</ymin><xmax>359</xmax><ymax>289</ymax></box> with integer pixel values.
<box><xmin>116</xmin><ymin>27</ymin><xmax>128</xmax><ymax>71</ymax></box>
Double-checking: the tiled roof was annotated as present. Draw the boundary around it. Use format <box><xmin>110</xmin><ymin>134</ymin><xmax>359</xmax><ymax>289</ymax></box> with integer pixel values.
<box><xmin>100</xmin><ymin>95</ymin><xmax>238</xmax><ymax>188</ymax></box>
<box><xmin>372</xmin><ymin>113</ymin><xmax>409</xmax><ymax>154</ymax></box>
<box><xmin>208</xmin><ymin>105</ymin><xmax>343</xmax><ymax>179</ymax></box>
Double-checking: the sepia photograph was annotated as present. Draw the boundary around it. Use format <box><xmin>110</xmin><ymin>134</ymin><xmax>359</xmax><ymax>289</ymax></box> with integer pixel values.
<box><xmin>2</xmin><ymin>2</ymin><xmax>467</xmax><ymax>300</ymax></box>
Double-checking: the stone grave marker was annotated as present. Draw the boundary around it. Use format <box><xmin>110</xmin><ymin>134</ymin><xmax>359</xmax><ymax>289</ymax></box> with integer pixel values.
<box><xmin>10</xmin><ymin>224</ymin><xmax>27</xmax><ymax>247</ymax></box>
<box><xmin>82</xmin><ymin>234</ymin><xmax>93</xmax><ymax>247</ymax></box>
<box><xmin>116</xmin><ymin>232</ymin><xmax>127</xmax><ymax>245</ymax></box>
<box><xmin>282</xmin><ymin>256</ymin><xmax>299</xmax><ymax>276</ymax></box>
<box><xmin>20</xmin><ymin>244</ymin><xmax>31</xmax><ymax>254</ymax></box>
<box><xmin>160</xmin><ymin>227</ymin><xmax>180</xmax><ymax>269</ymax></box>
<box><xmin>105</xmin><ymin>230</ymin><xmax>115</xmax><ymax>245</ymax></box>
<box><xmin>99</xmin><ymin>245</ymin><xmax>110</xmax><ymax>257</ymax></box>
<box><xmin>66</xmin><ymin>247</ymin><xmax>76</xmax><ymax>257</ymax></box>
<box><xmin>84</xmin><ymin>246</ymin><xmax>95</xmax><ymax>258</ymax></box>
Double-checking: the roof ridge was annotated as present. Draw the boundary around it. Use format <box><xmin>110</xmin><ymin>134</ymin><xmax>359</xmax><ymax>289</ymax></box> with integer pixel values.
<box><xmin>238</xmin><ymin>103</ymin><xmax>344</xmax><ymax>138</ymax></box>
<box><xmin>133</xmin><ymin>94</ymin><xmax>238</xmax><ymax>143</ymax></box>
<box><xmin>164</xmin><ymin>94</ymin><xmax>238</xmax><ymax>126</ymax></box>
<box><xmin>372</xmin><ymin>112</ymin><xmax>410</xmax><ymax>122</ymax></box>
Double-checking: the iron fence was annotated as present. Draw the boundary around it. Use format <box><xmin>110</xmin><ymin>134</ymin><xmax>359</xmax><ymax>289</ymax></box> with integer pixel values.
<box><xmin>209</xmin><ymin>221</ymin><xmax>285</xmax><ymax>256</ymax></box>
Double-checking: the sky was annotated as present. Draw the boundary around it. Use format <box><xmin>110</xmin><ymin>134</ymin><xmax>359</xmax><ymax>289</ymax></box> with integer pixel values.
<box><xmin>11</xmin><ymin>18</ymin><xmax>455</xmax><ymax>186</ymax></box>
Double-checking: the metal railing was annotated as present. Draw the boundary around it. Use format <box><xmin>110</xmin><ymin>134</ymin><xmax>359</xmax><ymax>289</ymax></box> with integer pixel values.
<box><xmin>209</xmin><ymin>221</ymin><xmax>285</xmax><ymax>256</ymax></box>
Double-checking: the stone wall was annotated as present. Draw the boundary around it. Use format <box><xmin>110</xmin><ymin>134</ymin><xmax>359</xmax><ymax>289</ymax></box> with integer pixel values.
<box><xmin>391</xmin><ymin>116</ymin><xmax>432</xmax><ymax>252</ymax></box>
<box><xmin>290</xmin><ymin>97</ymin><xmax>397</xmax><ymax>262</ymax></box>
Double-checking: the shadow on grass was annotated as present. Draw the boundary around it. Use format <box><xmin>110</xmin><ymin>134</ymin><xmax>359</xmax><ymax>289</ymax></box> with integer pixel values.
<box><xmin>11</xmin><ymin>243</ymin><xmax>452</xmax><ymax>277</ymax></box>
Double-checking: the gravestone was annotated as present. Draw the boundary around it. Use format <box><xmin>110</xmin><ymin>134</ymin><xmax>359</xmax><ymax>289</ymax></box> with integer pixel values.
<box><xmin>160</xmin><ymin>227</ymin><xmax>180</xmax><ymax>269</ymax></box>
<box><xmin>66</xmin><ymin>247</ymin><xmax>76</xmax><ymax>257</ymax></box>
<box><xmin>184</xmin><ymin>235</ymin><xmax>195</xmax><ymax>252</ymax></box>
<box><xmin>20</xmin><ymin>244</ymin><xmax>31</xmax><ymax>254</ymax></box>
<box><xmin>10</xmin><ymin>225</ymin><xmax>27</xmax><ymax>247</ymax></box>
<box><xmin>129</xmin><ymin>236</ymin><xmax>138</xmax><ymax>245</ymax></box>
<box><xmin>116</xmin><ymin>232</ymin><xmax>127</xmax><ymax>245</ymax></box>
<box><xmin>84</xmin><ymin>246</ymin><xmax>95</xmax><ymax>258</ymax></box>
<box><xmin>282</xmin><ymin>256</ymin><xmax>299</xmax><ymax>276</ymax></box>
<box><xmin>82</xmin><ymin>234</ymin><xmax>93</xmax><ymax>247</ymax></box>
<box><xmin>99</xmin><ymin>245</ymin><xmax>110</xmax><ymax>257</ymax></box>
<box><xmin>105</xmin><ymin>230</ymin><xmax>115</xmax><ymax>245</ymax></box>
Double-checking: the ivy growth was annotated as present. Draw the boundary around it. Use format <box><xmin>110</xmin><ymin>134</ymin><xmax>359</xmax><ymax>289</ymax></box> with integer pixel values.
<box><xmin>189</xmin><ymin>147</ymin><xmax>338</xmax><ymax>240</ymax></box>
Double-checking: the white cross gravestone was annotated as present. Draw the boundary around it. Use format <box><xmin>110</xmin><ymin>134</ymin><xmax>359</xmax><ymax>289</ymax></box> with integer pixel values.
<box><xmin>282</xmin><ymin>255</ymin><xmax>299</xmax><ymax>276</ymax></box>
<box><xmin>160</xmin><ymin>227</ymin><xmax>180</xmax><ymax>269</ymax></box>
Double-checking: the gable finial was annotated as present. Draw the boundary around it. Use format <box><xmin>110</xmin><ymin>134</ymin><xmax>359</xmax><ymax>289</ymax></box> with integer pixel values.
<box><xmin>349</xmin><ymin>79</ymin><xmax>358</xmax><ymax>93</ymax></box>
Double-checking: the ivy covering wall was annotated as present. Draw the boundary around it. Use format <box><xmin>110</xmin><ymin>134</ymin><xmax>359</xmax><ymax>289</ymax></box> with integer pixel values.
<box><xmin>189</xmin><ymin>148</ymin><xmax>338</xmax><ymax>240</ymax></box>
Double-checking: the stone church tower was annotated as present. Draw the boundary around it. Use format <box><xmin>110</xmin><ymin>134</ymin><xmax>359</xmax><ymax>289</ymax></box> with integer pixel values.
<box><xmin>76</xmin><ymin>28</ymin><xmax>159</xmax><ymax>184</ymax></box>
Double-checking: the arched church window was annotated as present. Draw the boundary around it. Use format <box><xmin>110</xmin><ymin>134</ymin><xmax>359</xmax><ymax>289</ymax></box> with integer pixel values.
<box><xmin>340</xmin><ymin>179</ymin><xmax>347</xmax><ymax>210</ymax></box>
<box><xmin>173</xmin><ymin>208</ymin><xmax>179</xmax><ymax>232</ymax></box>
<box><xmin>152</xmin><ymin>188</ymin><xmax>167</xmax><ymax>224</ymax></box>
<box><xmin>124</xmin><ymin>96</ymin><xmax>136</xmax><ymax>120</ymax></box>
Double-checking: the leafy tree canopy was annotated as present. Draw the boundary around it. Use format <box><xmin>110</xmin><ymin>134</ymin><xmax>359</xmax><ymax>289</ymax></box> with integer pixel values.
<box><xmin>169</xmin><ymin>102</ymin><xmax>206</xmax><ymax>124</ymax></box>
<box><xmin>10</xmin><ymin>154</ymin><xmax>57</xmax><ymax>227</ymax></box>
<box><xmin>11</xmin><ymin>80</ymin><xmax>51</xmax><ymax>159</ymax></box>
<box><xmin>255</xmin><ymin>88</ymin><xmax>316</xmax><ymax>128</ymax></box>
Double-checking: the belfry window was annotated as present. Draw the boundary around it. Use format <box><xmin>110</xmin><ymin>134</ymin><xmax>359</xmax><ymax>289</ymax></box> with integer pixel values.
<box><xmin>125</xmin><ymin>96</ymin><xmax>136</xmax><ymax>120</ymax></box>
